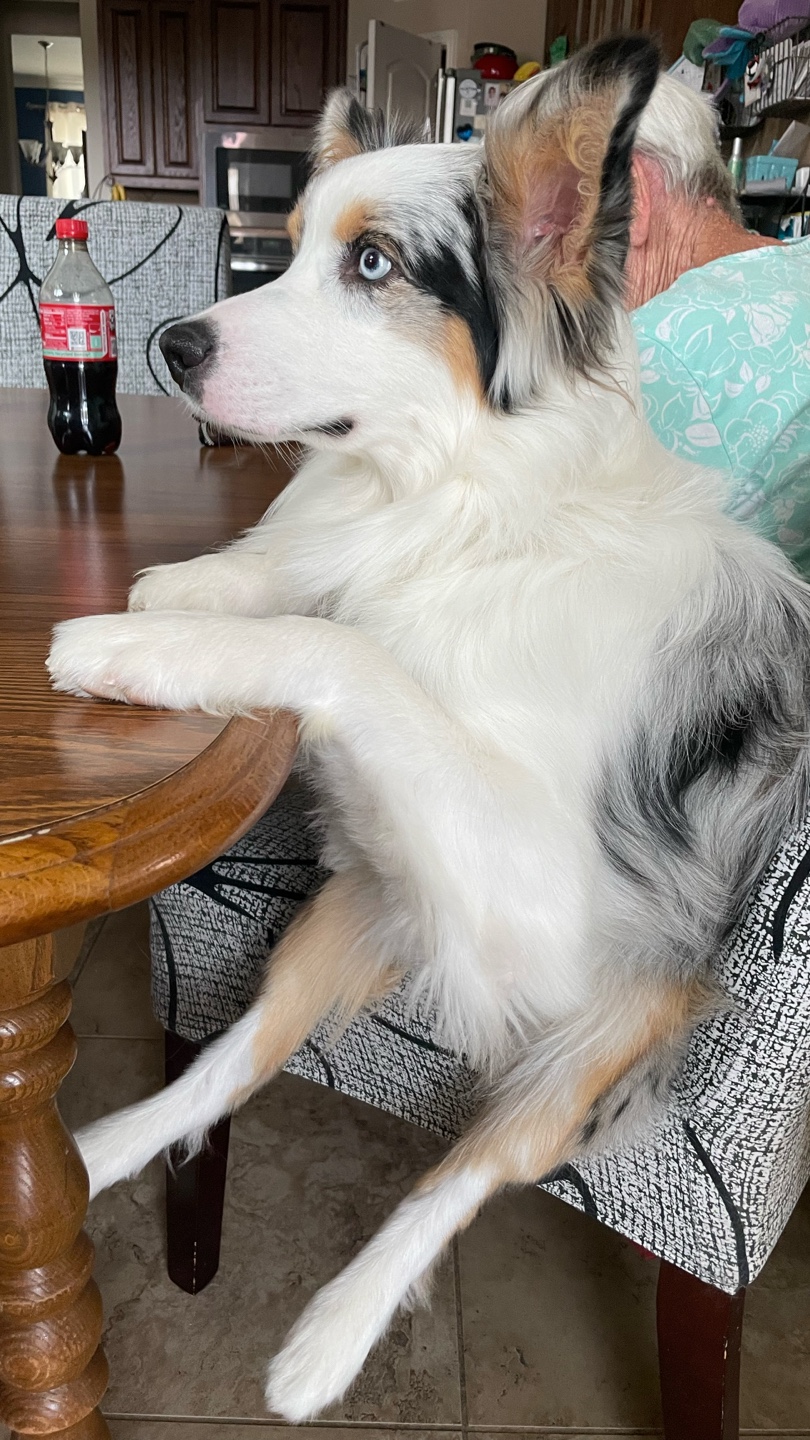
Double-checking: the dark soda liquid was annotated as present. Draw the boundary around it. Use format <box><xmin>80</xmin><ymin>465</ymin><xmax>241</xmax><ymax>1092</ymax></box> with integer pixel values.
<box><xmin>44</xmin><ymin>358</ymin><xmax>122</xmax><ymax>456</ymax></box>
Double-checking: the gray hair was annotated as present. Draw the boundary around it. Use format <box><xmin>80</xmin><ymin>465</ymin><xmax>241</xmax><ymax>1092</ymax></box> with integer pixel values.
<box><xmin>635</xmin><ymin>73</ymin><xmax>739</xmax><ymax>215</ymax></box>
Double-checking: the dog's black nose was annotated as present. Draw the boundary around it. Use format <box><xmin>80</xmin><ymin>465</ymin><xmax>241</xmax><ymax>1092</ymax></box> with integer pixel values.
<box><xmin>160</xmin><ymin>320</ymin><xmax>215</xmax><ymax>391</ymax></box>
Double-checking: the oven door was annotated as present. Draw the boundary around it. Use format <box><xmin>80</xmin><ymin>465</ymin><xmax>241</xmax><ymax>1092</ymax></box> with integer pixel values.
<box><xmin>229</xmin><ymin>233</ymin><xmax>294</xmax><ymax>293</ymax></box>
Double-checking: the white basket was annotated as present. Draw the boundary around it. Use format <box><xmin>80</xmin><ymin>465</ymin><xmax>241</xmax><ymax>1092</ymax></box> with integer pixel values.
<box><xmin>745</xmin><ymin>27</ymin><xmax>810</xmax><ymax>115</ymax></box>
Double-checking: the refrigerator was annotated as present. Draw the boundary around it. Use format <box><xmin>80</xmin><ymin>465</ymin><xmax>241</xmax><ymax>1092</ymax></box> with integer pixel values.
<box><xmin>437</xmin><ymin>70</ymin><xmax>514</xmax><ymax>144</ymax></box>
<box><xmin>362</xmin><ymin>21</ymin><xmax>513</xmax><ymax>144</ymax></box>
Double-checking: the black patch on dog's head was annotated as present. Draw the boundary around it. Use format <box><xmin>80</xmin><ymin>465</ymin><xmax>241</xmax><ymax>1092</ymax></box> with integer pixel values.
<box><xmin>408</xmin><ymin>189</ymin><xmax>500</xmax><ymax>395</ymax></box>
<box><xmin>343</xmin><ymin>96</ymin><xmax>426</xmax><ymax>154</ymax></box>
<box><xmin>582</xmin><ymin>35</ymin><xmax>663</xmax><ymax>287</ymax></box>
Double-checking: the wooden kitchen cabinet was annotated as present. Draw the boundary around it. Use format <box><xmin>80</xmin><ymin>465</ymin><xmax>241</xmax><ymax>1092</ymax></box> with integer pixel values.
<box><xmin>100</xmin><ymin>0</ymin><xmax>200</xmax><ymax>184</ymax></box>
<box><xmin>100</xmin><ymin>0</ymin><xmax>346</xmax><ymax>186</ymax></box>
<box><xmin>152</xmin><ymin>0</ymin><xmax>202</xmax><ymax>179</ymax></box>
<box><xmin>99</xmin><ymin>0</ymin><xmax>155</xmax><ymax>177</ymax></box>
<box><xmin>203</xmin><ymin>0</ymin><xmax>271</xmax><ymax>124</ymax></box>
<box><xmin>270</xmin><ymin>0</ymin><xmax>345</xmax><ymax>128</ymax></box>
<box><xmin>203</xmin><ymin>0</ymin><xmax>344</xmax><ymax>128</ymax></box>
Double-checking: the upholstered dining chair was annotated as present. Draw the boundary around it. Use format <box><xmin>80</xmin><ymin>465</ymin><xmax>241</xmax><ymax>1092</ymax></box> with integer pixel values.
<box><xmin>149</xmin><ymin>779</ymin><xmax>810</xmax><ymax>1440</ymax></box>
<box><xmin>0</xmin><ymin>194</ymin><xmax>229</xmax><ymax>394</ymax></box>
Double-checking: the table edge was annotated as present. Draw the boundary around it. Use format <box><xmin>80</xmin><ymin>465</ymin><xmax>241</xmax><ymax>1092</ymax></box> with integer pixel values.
<box><xmin>0</xmin><ymin>709</ymin><xmax>299</xmax><ymax>947</ymax></box>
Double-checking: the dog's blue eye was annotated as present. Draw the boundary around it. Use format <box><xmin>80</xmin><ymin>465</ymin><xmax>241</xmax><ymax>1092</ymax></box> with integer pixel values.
<box><xmin>358</xmin><ymin>246</ymin><xmax>392</xmax><ymax>282</ymax></box>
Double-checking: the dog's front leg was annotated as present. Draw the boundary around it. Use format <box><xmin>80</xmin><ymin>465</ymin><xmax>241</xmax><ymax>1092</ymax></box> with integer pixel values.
<box><xmin>48</xmin><ymin>608</ymin><xmax>503</xmax><ymax>869</ymax></box>
<box><xmin>47</xmin><ymin>609</ymin><xmax>582</xmax><ymax>970</ymax></box>
<box><xmin>47</xmin><ymin>612</ymin><xmax>468</xmax><ymax>769</ymax></box>
<box><xmin>127</xmin><ymin>549</ymin><xmax>293</xmax><ymax>617</ymax></box>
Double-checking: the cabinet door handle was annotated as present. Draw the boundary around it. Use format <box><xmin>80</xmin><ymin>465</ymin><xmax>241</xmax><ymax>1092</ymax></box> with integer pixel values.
<box><xmin>230</xmin><ymin>258</ymin><xmax>285</xmax><ymax>272</ymax></box>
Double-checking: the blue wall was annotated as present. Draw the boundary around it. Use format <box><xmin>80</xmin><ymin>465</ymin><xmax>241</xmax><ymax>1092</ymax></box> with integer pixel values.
<box><xmin>14</xmin><ymin>87</ymin><xmax>85</xmax><ymax>196</ymax></box>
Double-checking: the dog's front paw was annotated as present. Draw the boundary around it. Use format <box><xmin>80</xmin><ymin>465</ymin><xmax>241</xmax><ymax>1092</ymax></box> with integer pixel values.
<box><xmin>129</xmin><ymin>557</ymin><xmax>224</xmax><ymax>613</ymax></box>
<box><xmin>47</xmin><ymin>611</ymin><xmax>203</xmax><ymax>708</ymax></box>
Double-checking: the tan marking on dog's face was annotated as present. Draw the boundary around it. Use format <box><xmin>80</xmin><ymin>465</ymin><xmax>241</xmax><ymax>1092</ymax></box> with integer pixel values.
<box><xmin>378</xmin><ymin>291</ymin><xmax>486</xmax><ymax>406</ymax></box>
<box><xmin>333</xmin><ymin>199</ymin><xmax>376</xmax><ymax>247</ymax></box>
<box><xmin>440</xmin><ymin>313</ymin><xmax>485</xmax><ymax>400</ymax></box>
<box><xmin>287</xmin><ymin>201</ymin><xmax>303</xmax><ymax>250</ymax></box>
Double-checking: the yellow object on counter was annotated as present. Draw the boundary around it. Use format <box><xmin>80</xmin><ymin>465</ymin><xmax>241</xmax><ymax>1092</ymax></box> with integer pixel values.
<box><xmin>514</xmin><ymin>60</ymin><xmax>542</xmax><ymax>83</ymax></box>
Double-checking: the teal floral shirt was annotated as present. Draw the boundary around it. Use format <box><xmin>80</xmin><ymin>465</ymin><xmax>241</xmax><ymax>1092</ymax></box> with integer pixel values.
<box><xmin>632</xmin><ymin>237</ymin><xmax>810</xmax><ymax>577</ymax></box>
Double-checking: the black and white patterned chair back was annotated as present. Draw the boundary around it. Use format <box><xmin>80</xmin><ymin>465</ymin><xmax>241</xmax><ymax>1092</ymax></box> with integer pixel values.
<box><xmin>0</xmin><ymin>195</ymin><xmax>229</xmax><ymax>395</ymax></box>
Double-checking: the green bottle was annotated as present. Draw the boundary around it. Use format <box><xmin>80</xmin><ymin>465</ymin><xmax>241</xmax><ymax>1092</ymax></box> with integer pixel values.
<box><xmin>729</xmin><ymin>138</ymin><xmax>744</xmax><ymax>193</ymax></box>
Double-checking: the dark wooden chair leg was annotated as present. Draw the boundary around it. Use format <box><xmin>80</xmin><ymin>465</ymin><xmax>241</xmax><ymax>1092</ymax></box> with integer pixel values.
<box><xmin>657</xmin><ymin>1258</ymin><xmax>745</xmax><ymax>1440</ymax></box>
<box><xmin>164</xmin><ymin>1030</ymin><xmax>231</xmax><ymax>1295</ymax></box>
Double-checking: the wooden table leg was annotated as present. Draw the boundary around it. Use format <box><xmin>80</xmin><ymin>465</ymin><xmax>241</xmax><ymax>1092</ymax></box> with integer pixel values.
<box><xmin>0</xmin><ymin>937</ymin><xmax>110</xmax><ymax>1439</ymax></box>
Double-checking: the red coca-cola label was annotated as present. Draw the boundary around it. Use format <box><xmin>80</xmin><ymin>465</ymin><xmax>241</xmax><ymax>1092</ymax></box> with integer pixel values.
<box><xmin>40</xmin><ymin>303</ymin><xmax>117</xmax><ymax>361</ymax></box>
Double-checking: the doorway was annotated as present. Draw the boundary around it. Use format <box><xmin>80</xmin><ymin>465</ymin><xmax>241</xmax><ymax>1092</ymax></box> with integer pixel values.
<box><xmin>13</xmin><ymin>30</ymin><xmax>86</xmax><ymax>198</ymax></box>
<box><xmin>12</xmin><ymin>31</ymin><xmax>85</xmax><ymax>197</ymax></box>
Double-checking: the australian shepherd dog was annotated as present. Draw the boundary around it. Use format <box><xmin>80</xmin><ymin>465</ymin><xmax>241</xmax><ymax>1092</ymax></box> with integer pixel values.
<box><xmin>48</xmin><ymin>34</ymin><xmax>810</xmax><ymax>1420</ymax></box>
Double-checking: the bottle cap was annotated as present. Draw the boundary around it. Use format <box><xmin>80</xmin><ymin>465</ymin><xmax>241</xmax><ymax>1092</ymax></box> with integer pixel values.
<box><xmin>55</xmin><ymin>218</ymin><xmax>88</xmax><ymax>240</ymax></box>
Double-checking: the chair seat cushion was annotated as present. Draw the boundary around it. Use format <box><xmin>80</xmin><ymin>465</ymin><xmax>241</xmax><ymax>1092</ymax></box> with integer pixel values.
<box><xmin>150</xmin><ymin>786</ymin><xmax>810</xmax><ymax>1293</ymax></box>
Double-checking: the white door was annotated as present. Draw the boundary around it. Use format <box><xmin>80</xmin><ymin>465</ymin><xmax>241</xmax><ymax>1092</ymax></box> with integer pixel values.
<box><xmin>366</xmin><ymin>21</ymin><xmax>444</xmax><ymax>134</ymax></box>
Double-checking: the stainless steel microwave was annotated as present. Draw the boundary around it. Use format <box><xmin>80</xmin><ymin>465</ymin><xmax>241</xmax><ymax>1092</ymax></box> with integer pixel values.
<box><xmin>202</xmin><ymin>131</ymin><xmax>309</xmax><ymax>237</ymax></box>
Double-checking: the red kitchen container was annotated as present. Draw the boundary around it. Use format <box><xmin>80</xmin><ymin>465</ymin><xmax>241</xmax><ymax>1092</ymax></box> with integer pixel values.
<box><xmin>472</xmin><ymin>43</ymin><xmax>518</xmax><ymax>80</ymax></box>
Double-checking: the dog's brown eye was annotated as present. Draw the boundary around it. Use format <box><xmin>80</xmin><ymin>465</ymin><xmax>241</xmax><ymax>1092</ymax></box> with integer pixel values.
<box><xmin>358</xmin><ymin>246</ymin><xmax>392</xmax><ymax>282</ymax></box>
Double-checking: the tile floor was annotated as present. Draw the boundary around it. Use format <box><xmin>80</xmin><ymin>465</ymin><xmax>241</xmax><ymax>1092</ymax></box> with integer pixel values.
<box><xmin>8</xmin><ymin>904</ymin><xmax>810</xmax><ymax>1438</ymax></box>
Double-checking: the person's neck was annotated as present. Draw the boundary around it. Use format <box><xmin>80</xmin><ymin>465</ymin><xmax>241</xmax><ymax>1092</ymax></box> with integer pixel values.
<box><xmin>625</xmin><ymin>196</ymin><xmax>780</xmax><ymax>310</ymax></box>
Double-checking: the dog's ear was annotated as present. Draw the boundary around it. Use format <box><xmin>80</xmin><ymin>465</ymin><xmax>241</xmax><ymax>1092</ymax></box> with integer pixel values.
<box><xmin>483</xmin><ymin>35</ymin><xmax>660</xmax><ymax>395</ymax></box>
<box><xmin>312</xmin><ymin>89</ymin><xmax>430</xmax><ymax>172</ymax></box>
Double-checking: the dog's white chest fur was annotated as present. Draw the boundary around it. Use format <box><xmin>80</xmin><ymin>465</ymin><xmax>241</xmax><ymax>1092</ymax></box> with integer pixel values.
<box><xmin>282</xmin><ymin>420</ymin><xmax>705</xmax><ymax>1058</ymax></box>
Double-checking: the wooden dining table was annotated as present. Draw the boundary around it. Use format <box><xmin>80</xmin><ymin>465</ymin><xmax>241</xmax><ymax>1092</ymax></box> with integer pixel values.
<box><xmin>0</xmin><ymin>387</ymin><xmax>299</xmax><ymax>1439</ymax></box>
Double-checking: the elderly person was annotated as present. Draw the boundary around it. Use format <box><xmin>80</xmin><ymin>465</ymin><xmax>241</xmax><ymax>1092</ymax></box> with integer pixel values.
<box><xmin>629</xmin><ymin>76</ymin><xmax>810</xmax><ymax>575</ymax></box>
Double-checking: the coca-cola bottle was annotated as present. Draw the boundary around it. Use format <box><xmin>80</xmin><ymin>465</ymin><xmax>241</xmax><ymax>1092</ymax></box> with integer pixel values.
<box><xmin>40</xmin><ymin>217</ymin><xmax>122</xmax><ymax>455</ymax></box>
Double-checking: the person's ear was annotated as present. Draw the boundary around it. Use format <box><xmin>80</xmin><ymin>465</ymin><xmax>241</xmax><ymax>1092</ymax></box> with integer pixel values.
<box><xmin>629</xmin><ymin>154</ymin><xmax>654</xmax><ymax>248</ymax></box>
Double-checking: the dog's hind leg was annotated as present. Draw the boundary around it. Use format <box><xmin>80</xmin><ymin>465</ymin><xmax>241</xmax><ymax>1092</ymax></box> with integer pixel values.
<box><xmin>76</xmin><ymin>869</ymin><xmax>395</xmax><ymax>1199</ymax></box>
<box><xmin>266</xmin><ymin>974</ymin><xmax>707</xmax><ymax>1422</ymax></box>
